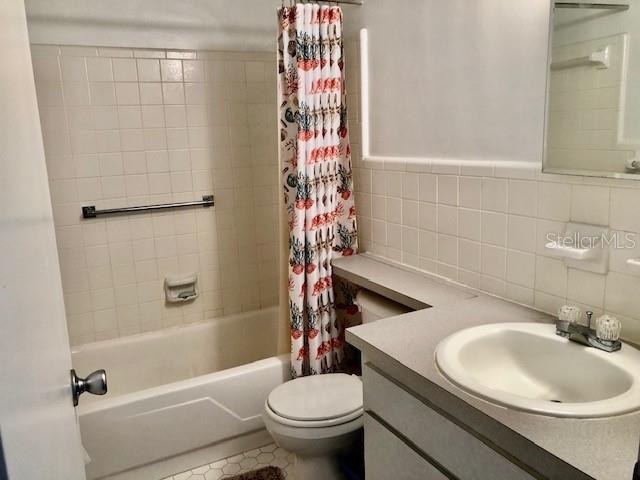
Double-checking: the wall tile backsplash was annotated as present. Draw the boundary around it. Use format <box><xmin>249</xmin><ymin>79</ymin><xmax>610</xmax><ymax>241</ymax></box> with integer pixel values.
<box><xmin>32</xmin><ymin>44</ymin><xmax>278</xmax><ymax>346</ymax></box>
<box><xmin>353</xmin><ymin>158</ymin><xmax>640</xmax><ymax>343</ymax></box>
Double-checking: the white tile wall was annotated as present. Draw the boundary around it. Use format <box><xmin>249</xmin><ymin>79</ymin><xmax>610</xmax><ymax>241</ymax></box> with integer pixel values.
<box><xmin>354</xmin><ymin>159</ymin><xmax>640</xmax><ymax>344</ymax></box>
<box><xmin>343</xmin><ymin>41</ymin><xmax>640</xmax><ymax>344</ymax></box>
<box><xmin>32</xmin><ymin>44</ymin><xmax>278</xmax><ymax>346</ymax></box>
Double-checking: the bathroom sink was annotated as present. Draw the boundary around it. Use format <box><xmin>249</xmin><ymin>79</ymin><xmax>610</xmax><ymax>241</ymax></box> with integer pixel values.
<box><xmin>435</xmin><ymin>323</ymin><xmax>640</xmax><ymax>418</ymax></box>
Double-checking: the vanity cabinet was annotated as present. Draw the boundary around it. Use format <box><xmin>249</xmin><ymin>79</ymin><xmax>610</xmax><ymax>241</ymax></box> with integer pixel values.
<box><xmin>364</xmin><ymin>413</ymin><xmax>447</xmax><ymax>480</ymax></box>
<box><xmin>363</xmin><ymin>364</ymin><xmax>534</xmax><ymax>480</ymax></box>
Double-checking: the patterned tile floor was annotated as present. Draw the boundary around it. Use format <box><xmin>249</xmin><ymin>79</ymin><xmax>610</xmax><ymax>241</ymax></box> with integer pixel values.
<box><xmin>161</xmin><ymin>444</ymin><xmax>295</xmax><ymax>480</ymax></box>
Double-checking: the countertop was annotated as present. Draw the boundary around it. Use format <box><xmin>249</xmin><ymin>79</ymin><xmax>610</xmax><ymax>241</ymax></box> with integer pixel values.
<box><xmin>338</xmin><ymin>253</ymin><xmax>640</xmax><ymax>480</ymax></box>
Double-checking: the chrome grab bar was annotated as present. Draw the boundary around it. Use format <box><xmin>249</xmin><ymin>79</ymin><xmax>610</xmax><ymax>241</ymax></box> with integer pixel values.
<box><xmin>82</xmin><ymin>195</ymin><xmax>214</xmax><ymax>219</ymax></box>
<box><xmin>555</xmin><ymin>2</ymin><xmax>629</xmax><ymax>10</ymax></box>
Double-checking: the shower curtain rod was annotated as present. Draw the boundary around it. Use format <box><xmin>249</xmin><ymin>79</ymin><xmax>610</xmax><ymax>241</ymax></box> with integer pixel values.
<box><xmin>294</xmin><ymin>0</ymin><xmax>363</xmax><ymax>5</ymax></box>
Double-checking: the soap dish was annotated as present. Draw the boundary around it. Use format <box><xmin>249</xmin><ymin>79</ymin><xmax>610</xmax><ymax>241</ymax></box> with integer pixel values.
<box><xmin>164</xmin><ymin>274</ymin><xmax>198</xmax><ymax>303</ymax></box>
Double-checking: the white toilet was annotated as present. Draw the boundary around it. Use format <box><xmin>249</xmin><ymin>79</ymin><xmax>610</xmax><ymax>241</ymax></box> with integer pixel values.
<box><xmin>263</xmin><ymin>290</ymin><xmax>411</xmax><ymax>479</ymax></box>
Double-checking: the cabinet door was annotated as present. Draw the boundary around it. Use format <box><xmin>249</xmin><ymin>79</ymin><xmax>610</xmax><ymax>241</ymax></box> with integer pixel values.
<box><xmin>365</xmin><ymin>413</ymin><xmax>448</xmax><ymax>480</ymax></box>
<box><xmin>364</xmin><ymin>365</ymin><xmax>534</xmax><ymax>480</ymax></box>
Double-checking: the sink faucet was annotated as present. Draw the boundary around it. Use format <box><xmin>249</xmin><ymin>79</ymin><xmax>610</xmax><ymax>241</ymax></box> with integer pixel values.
<box><xmin>556</xmin><ymin>307</ymin><xmax>622</xmax><ymax>353</ymax></box>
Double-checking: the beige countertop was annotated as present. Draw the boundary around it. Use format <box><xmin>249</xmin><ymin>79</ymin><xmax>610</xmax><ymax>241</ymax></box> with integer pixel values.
<box><xmin>338</xmin><ymin>253</ymin><xmax>640</xmax><ymax>480</ymax></box>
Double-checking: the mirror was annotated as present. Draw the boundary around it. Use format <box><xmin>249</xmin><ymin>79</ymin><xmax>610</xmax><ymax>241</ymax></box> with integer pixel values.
<box><xmin>544</xmin><ymin>1</ymin><xmax>640</xmax><ymax>179</ymax></box>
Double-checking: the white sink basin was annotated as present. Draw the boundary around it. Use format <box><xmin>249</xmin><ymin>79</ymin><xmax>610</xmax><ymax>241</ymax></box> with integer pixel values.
<box><xmin>435</xmin><ymin>323</ymin><xmax>640</xmax><ymax>418</ymax></box>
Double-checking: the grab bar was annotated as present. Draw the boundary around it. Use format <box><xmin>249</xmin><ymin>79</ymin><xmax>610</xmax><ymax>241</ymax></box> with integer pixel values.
<box><xmin>82</xmin><ymin>195</ymin><xmax>214</xmax><ymax>219</ymax></box>
<box><xmin>555</xmin><ymin>2</ymin><xmax>629</xmax><ymax>11</ymax></box>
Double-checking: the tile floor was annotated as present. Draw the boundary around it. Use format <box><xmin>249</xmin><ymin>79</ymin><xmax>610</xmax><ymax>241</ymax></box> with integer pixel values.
<box><xmin>161</xmin><ymin>444</ymin><xmax>295</xmax><ymax>480</ymax></box>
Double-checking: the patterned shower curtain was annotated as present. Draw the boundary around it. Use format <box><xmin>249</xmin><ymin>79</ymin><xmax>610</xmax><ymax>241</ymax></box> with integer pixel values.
<box><xmin>277</xmin><ymin>3</ymin><xmax>358</xmax><ymax>378</ymax></box>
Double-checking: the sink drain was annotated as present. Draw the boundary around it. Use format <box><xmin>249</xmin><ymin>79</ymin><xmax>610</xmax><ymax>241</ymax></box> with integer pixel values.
<box><xmin>549</xmin><ymin>399</ymin><xmax>563</xmax><ymax>403</ymax></box>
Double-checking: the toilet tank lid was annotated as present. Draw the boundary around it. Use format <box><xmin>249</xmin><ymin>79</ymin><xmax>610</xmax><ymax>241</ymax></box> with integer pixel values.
<box><xmin>267</xmin><ymin>373</ymin><xmax>363</xmax><ymax>421</ymax></box>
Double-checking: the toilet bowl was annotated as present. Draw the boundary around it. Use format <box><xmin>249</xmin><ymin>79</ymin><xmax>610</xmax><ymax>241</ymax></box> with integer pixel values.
<box><xmin>262</xmin><ymin>373</ymin><xmax>363</xmax><ymax>479</ymax></box>
<box><xmin>263</xmin><ymin>290</ymin><xmax>411</xmax><ymax>479</ymax></box>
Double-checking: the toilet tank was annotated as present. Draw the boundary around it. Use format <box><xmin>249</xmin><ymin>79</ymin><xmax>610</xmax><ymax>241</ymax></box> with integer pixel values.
<box><xmin>356</xmin><ymin>290</ymin><xmax>412</xmax><ymax>324</ymax></box>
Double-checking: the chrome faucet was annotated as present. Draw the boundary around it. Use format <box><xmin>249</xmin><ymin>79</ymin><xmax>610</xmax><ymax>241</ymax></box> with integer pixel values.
<box><xmin>556</xmin><ymin>308</ymin><xmax>622</xmax><ymax>353</ymax></box>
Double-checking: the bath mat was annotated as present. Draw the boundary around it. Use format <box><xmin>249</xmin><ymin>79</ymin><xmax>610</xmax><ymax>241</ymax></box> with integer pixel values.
<box><xmin>225</xmin><ymin>466</ymin><xmax>285</xmax><ymax>480</ymax></box>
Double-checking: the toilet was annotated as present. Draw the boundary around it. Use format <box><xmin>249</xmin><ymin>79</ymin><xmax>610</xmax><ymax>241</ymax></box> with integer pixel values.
<box><xmin>263</xmin><ymin>290</ymin><xmax>411</xmax><ymax>479</ymax></box>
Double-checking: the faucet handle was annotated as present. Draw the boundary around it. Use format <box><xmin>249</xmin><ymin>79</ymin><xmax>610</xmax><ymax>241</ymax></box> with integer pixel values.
<box><xmin>595</xmin><ymin>315</ymin><xmax>621</xmax><ymax>342</ymax></box>
<box><xmin>556</xmin><ymin>305</ymin><xmax>581</xmax><ymax>337</ymax></box>
<box><xmin>558</xmin><ymin>305</ymin><xmax>581</xmax><ymax>323</ymax></box>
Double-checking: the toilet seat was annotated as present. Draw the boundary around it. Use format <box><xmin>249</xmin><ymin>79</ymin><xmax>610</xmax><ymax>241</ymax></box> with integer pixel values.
<box><xmin>264</xmin><ymin>400</ymin><xmax>363</xmax><ymax>428</ymax></box>
<box><xmin>265</xmin><ymin>373</ymin><xmax>363</xmax><ymax>428</ymax></box>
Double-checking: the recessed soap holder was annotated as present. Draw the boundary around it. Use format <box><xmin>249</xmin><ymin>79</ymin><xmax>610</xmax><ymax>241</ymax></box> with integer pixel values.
<box><xmin>544</xmin><ymin>222</ymin><xmax>609</xmax><ymax>274</ymax></box>
<box><xmin>164</xmin><ymin>274</ymin><xmax>198</xmax><ymax>303</ymax></box>
<box><xmin>626</xmin><ymin>258</ymin><xmax>640</xmax><ymax>274</ymax></box>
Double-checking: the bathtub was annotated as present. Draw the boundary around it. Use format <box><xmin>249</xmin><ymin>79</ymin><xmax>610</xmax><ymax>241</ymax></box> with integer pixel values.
<box><xmin>72</xmin><ymin>306</ymin><xmax>289</xmax><ymax>480</ymax></box>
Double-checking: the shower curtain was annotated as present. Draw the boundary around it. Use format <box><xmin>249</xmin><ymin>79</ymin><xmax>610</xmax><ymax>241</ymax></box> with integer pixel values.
<box><xmin>277</xmin><ymin>3</ymin><xmax>358</xmax><ymax>378</ymax></box>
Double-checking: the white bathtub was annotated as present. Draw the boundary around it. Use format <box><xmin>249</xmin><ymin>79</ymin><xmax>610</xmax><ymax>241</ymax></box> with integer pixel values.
<box><xmin>72</xmin><ymin>307</ymin><xmax>289</xmax><ymax>480</ymax></box>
